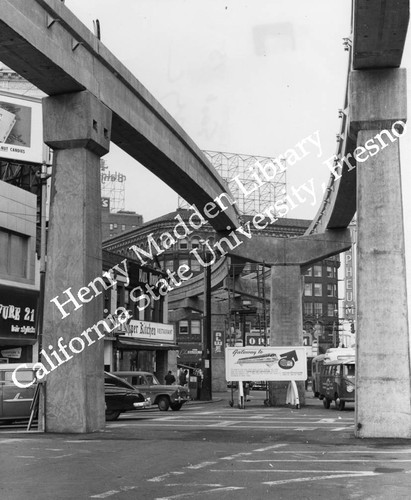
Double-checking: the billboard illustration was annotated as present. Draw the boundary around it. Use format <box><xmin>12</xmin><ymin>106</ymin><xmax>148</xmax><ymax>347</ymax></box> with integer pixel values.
<box><xmin>0</xmin><ymin>91</ymin><xmax>44</xmax><ymax>164</ymax></box>
<box><xmin>225</xmin><ymin>346</ymin><xmax>307</xmax><ymax>381</ymax></box>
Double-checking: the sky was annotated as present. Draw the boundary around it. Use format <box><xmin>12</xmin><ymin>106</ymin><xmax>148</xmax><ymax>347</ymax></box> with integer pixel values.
<box><xmin>65</xmin><ymin>0</ymin><xmax>411</xmax><ymax>315</ymax></box>
<box><xmin>65</xmin><ymin>0</ymin><xmax>353</xmax><ymax>221</ymax></box>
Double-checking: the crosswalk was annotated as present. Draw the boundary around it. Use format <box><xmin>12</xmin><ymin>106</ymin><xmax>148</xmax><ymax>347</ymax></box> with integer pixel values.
<box><xmin>113</xmin><ymin>402</ymin><xmax>355</xmax><ymax>433</ymax></box>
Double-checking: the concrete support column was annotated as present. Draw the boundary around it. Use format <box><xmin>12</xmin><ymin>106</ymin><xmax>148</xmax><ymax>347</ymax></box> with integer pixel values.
<box><xmin>351</xmin><ymin>69</ymin><xmax>411</xmax><ymax>438</ymax></box>
<box><xmin>41</xmin><ymin>91</ymin><xmax>112</xmax><ymax>433</ymax></box>
<box><xmin>269</xmin><ymin>265</ymin><xmax>305</xmax><ymax>405</ymax></box>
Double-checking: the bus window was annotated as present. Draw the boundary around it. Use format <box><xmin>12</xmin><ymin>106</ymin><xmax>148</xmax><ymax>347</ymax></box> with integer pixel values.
<box><xmin>344</xmin><ymin>364</ymin><xmax>355</xmax><ymax>377</ymax></box>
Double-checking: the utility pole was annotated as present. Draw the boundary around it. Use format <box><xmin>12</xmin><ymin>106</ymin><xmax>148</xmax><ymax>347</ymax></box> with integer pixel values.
<box><xmin>200</xmin><ymin>252</ymin><xmax>212</xmax><ymax>400</ymax></box>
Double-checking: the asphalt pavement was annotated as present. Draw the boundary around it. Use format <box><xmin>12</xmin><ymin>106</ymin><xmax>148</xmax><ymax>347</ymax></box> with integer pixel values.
<box><xmin>1</xmin><ymin>390</ymin><xmax>410</xmax><ymax>500</ymax></box>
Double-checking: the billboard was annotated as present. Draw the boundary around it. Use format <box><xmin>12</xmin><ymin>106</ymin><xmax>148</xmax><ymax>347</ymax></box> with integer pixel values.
<box><xmin>225</xmin><ymin>346</ymin><xmax>307</xmax><ymax>381</ymax></box>
<box><xmin>0</xmin><ymin>91</ymin><xmax>44</xmax><ymax>164</ymax></box>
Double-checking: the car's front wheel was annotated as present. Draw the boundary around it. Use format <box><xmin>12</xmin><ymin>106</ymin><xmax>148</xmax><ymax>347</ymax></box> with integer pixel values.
<box><xmin>158</xmin><ymin>396</ymin><xmax>170</xmax><ymax>411</ymax></box>
<box><xmin>170</xmin><ymin>402</ymin><xmax>183</xmax><ymax>411</ymax></box>
<box><xmin>105</xmin><ymin>410</ymin><xmax>121</xmax><ymax>421</ymax></box>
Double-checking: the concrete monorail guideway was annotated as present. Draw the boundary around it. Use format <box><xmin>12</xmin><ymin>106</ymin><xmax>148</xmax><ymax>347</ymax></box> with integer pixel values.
<box><xmin>0</xmin><ymin>0</ymin><xmax>410</xmax><ymax>437</ymax></box>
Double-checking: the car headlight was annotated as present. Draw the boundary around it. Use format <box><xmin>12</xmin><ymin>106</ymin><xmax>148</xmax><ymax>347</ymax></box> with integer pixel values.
<box><xmin>346</xmin><ymin>385</ymin><xmax>354</xmax><ymax>393</ymax></box>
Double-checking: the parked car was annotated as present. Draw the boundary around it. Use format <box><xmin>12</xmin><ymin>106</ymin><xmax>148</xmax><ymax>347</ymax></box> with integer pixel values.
<box><xmin>0</xmin><ymin>364</ymin><xmax>34</xmax><ymax>423</ymax></box>
<box><xmin>104</xmin><ymin>372</ymin><xmax>150</xmax><ymax>421</ymax></box>
<box><xmin>0</xmin><ymin>365</ymin><xmax>148</xmax><ymax>423</ymax></box>
<box><xmin>113</xmin><ymin>371</ymin><xmax>190</xmax><ymax>411</ymax></box>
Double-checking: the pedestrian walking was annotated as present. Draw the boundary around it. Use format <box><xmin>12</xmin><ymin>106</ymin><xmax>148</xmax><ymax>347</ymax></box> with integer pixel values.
<box><xmin>165</xmin><ymin>371</ymin><xmax>176</xmax><ymax>385</ymax></box>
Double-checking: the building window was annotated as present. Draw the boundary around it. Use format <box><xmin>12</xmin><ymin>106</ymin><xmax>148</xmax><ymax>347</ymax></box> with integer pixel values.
<box><xmin>0</xmin><ymin>230</ymin><xmax>28</xmax><ymax>279</ymax></box>
<box><xmin>304</xmin><ymin>302</ymin><xmax>313</xmax><ymax>315</ymax></box>
<box><xmin>304</xmin><ymin>267</ymin><xmax>312</xmax><ymax>276</ymax></box>
<box><xmin>326</xmin><ymin>266</ymin><xmax>334</xmax><ymax>278</ymax></box>
<box><xmin>191</xmin><ymin>237</ymin><xmax>200</xmax><ymax>249</ymax></box>
<box><xmin>165</xmin><ymin>260</ymin><xmax>173</xmax><ymax>271</ymax></box>
<box><xmin>179</xmin><ymin>320</ymin><xmax>189</xmax><ymax>334</ymax></box>
<box><xmin>313</xmin><ymin>265</ymin><xmax>322</xmax><ymax>277</ymax></box>
<box><xmin>179</xmin><ymin>259</ymin><xmax>189</xmax><ymax>268</ymax></box>
<box><xmin>314</xmin><ymin>283</ymin><xmax>322</xmax><ymax>296</ymax></box>
<box><xmin>191</xmin><ymin>320</ymin><xmax>201</xmax><ymax>335</ymax></box>
<box><xmin>121</xmin><ymin>224</ymin><xmax>126</xmax><ymax>231</ymax></box>
<box><xmin>327</xmin><ymin>303</ymin><xmax>336</xmax><ymax>317</ymax></box>
<box><xmin>190</xmin><ymin>259</ymin><xmax>201</xmax><ymax>272</ymax></box>
<box><xmin>314</xmin><ymin>302</ymin><xmax>323</xmax><ymax>315</ymax></box>
<box><xmin>109</xmin><ymin>223</ymin><xmax>113</xmax><ymax>230</ymax></box>
<box><xmin>180</xmin><ymin>239</ymin><xmax>188</xmax><ymax>250</ymax></box>
<box><xmin>113</xmin><ymin>223</ymin><xmax>118</xmax><ymax>229</ymax></box>
<box><xmin>304</xmin><ymin>283</ymin><xmax>312</xmax><ymax>296</ymax></box>
<box><xmin>327</xmin><ymin>284</ymin><xmax>335</xmax><ymax>297</ymax></box>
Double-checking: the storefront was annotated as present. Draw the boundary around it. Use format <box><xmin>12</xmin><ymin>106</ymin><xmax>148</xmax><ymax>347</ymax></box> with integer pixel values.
<box><xmin>108</xmin><ymin>320</ymin><xmax>178</xmax><ymax>382</ymax></box>
<box><xmin>0</xmin><ymin>286</ymin><xmax>38</xmax><ymax>364</ymax></box>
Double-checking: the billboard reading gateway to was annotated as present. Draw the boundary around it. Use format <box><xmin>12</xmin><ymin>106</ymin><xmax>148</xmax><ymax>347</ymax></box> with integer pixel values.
<box><xmin>225</xmin><ymin>346</ymin><xmax>307</xmax><ymax>381</ymax></box>
<box><xmin>0</xmin><ymin>91</ymin><xmax>44</xmax><ymax>164</ymax></box>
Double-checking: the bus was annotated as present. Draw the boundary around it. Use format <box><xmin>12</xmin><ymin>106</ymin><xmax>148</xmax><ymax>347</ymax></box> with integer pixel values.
<box><xmin>311</xmin><ymin>348</ymin><xmax>355</xmax><ymax>398</ymax></box>
<box><xmin>318</xmin><ymin>358</ymin><xmax>355</xmax><ymax>410</ymax></box>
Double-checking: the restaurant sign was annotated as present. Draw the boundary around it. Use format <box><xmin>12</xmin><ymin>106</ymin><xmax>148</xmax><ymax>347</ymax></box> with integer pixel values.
<box><xmin>0</xmin><ymin>287</ymin><xmax>38</xmax><ymax>341</ymax></box>
<box><xmin>125</xmin><ymin>320</ymin><xmax>175</xmax><ymax>343</ymax></box>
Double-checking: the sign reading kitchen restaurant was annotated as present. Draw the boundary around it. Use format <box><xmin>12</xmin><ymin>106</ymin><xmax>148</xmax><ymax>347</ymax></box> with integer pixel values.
<box><xmin>125</xmin><ymin>320</ymin><xmax>174</xmax><ymax>343</ymax></box>
<box><xmin>0</xmin><ymin>287</ymin><xmax>38</xmax><ymax>341</ymax></box>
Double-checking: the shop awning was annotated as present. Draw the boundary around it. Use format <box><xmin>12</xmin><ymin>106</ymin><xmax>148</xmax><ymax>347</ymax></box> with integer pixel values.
<box><xmin>116</xmin><ymin>336</ymin><xmax>180</xmax><ymax>351</ymax></box>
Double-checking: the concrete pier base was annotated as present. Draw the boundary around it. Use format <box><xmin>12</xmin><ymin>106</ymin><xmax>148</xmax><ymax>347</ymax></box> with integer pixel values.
<box><xmin>269</xmin><ymin>265</ymin><xmax>305</xmax><ymax>405</ymax></box>
<box><xmin>350</xmin><ymin>68</ymin><xmax>411</xmax><ymax>438</ymax></box>
<box><xmin>355</xmin><ymin>129</ymin><xmax>411</xmax><ymax>438</ymax></box>
<box><xmin>40</xmin><ymin>91</ymin><xmax>112</xmax><ymax>433</ymax></box>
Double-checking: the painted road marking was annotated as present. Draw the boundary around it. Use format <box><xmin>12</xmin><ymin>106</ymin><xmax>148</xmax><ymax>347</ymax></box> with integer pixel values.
<box><xmin>207</xmin><ymin>421</ymin><xmax>235</xmax><ymax>427</ymax></box>
<box><xmin>90</xmin><ymin>491</ymin><xmax>119</xmax><ymax>498</ymax></box>
<box><xmin>210</xmin><ymin>469</ymin><xmax>384</xmax><ymax>474</ymax></box>
<box><xmin>148</xmin><ymin>472</ymin><xmax>185</xmax><ymax>483</ymax></box>
<box><xmin>90</xmin><ymin>487</ymin><xmax>138</xmax><ymax>498</ymax></box>
<box><xmin>249</xmin><ymin>450</ymin><xmax>411</xmax><ymax>454</ymax></box>
<box><xmin>239</xmin><ymin>459</ymin><xmax>411</xmax><ymax>463</ymax></box>
<box><xmin>220</xmin><ymin>452</ymin><xmax>253</xmax><ymax>460</ymax></box>
<box><xmin>155</xmin><ymin>486</ymin><xmax>244</xmax><ymax>500</ymax></box>
<box><xmin>263</xmin><ymin>471</ymin><xmax>379</xmax><ymax>486</ymax></box>
<box><xmin>186</xmin><ymin>462</ymin><xmax>218</xmax><ymax>470</ymax></box>
<box><xmin>253</xmin><ymin>444</ymin><xmax>288</xmax><ymax>452</ymax></box>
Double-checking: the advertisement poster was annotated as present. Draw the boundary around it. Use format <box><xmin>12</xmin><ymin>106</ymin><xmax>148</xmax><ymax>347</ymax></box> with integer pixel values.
<box><xmin>225</xmin><ymin>346</ymin><xmax>307</xmax><ymax>381</ymax></box>
<box><xmin>0</xmin><ymin>91</ymin><xmax>44</xmax><ymax>164</ymax></box>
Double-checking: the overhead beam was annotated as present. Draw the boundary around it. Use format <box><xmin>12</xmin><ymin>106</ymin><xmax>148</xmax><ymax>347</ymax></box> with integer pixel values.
<box><xmin>353</xmin><ymin>0</ymin><xmax>409</xmax><ymax>69</ymax></box>
<box><xmin>0</xmin><ymin>0</ymin><xmax>239</xmax><ymax>231</ymax></box>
